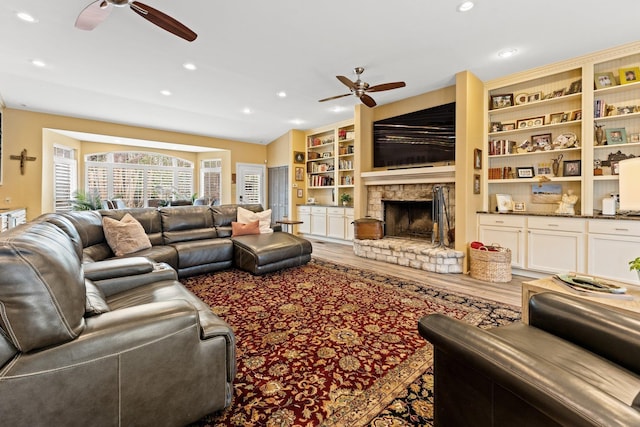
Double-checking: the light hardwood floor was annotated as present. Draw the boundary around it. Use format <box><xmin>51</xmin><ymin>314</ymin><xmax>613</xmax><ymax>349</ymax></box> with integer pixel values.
<box><xmin>309</xmin><ymin>239</ymin><xmax>525</xmax><ymax>308</ymax></box>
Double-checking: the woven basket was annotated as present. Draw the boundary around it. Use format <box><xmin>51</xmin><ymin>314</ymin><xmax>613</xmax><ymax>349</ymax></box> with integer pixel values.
<box><xmin>469</xmin><ymin>244</ymin><xmax>512</xmax><ymax>283</ymax></box>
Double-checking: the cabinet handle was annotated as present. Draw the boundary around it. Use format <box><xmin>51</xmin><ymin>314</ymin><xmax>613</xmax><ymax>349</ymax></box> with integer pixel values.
<box><xmin>614</xmin><ymin>228</ymin><xmax>629</xmax><ymax>231</ymax></box>
<box><xmin>547</xmin><ymin>224</ymin><xmax>559</xmax><ymax>227</ymax></box>
<box><xmin>495</xmin><ymin>220</ymin><xmax>504</xmax><ymax>224</ymax></box>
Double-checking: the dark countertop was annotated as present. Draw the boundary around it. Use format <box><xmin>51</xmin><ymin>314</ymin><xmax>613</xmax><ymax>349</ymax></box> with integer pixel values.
<box><xmin>477</xmin><ymin>211</ymin><xmax>640</xmax><ymax>221</ymax></box>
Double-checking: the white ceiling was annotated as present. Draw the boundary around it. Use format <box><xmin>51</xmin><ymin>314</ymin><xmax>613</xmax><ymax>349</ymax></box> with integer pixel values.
<box><xmin>1</xmin><ymin>0</ymin><xmax>639</xmax><ymax>145</ymax></box>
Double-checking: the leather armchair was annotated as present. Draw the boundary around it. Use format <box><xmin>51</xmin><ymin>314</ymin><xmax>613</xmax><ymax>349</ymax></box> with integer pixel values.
<box><xmin>419</xmin><ymin>292</ymin><xmax>640</xmax><ymax>427</ymax></box>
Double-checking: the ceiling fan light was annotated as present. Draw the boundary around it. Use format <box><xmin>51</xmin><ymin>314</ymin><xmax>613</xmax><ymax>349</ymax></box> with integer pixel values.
<box><xmin>457</xmin><ymin>1</ymin><xmax>474</xmax><ymax>12</ymax></box>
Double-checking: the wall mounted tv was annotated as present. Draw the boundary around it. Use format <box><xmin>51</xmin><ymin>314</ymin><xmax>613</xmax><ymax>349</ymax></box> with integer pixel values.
<box><xmin>373</xmin><ymin>102</ymin><xmax>456</xmax><ymax>168</ymax></box>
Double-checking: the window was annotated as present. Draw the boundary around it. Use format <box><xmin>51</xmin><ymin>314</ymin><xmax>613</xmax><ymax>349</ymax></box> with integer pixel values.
<box><xmin>53</xmin><ymin>146</ymin><xmax>77</xmax><ymax>213</ymax></box>
<box><xmin>200</xmin><ymin>159</ymin><xmax>222</xmax><ymax>205</ymax></box>
<box><xmin>85</xmin><ymin>152</ymin><xmax>194</xmax><ymax>207</ymax></box>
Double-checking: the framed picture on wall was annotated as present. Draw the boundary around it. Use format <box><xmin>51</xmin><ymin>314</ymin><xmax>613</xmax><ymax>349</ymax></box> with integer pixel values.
<box><xmin>297</xmin><ymin>188</ymin><xmax>303</xmax><ymax>198</ymax></box>
<box><xmin>295</xmin><ymin>167</ymin><xmax>304</xmax><ymax>181</ymax></box>
<box><xmin>473</xmin><ymin>149</ymin><xmax>482</xmax><ymax>169</ymax></box>
<box><xmin>473</xmin><ymin>174</ymin><xmax>481</xmax><ymax>194</ymax></box>
<box><xmin>294</xmin><ymin>151</ymin><xmax>305</xmax><ymax>163</ymax></box>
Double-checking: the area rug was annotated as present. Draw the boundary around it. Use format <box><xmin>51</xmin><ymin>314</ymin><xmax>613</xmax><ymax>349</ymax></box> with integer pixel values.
<box><xmin>184</xmin><ymin>259</ymin><xmax>520</xmax><ymax>426</ymax></box>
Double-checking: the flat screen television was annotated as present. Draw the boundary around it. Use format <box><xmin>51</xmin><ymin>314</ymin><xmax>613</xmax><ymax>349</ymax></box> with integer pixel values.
<box><xmin>373</xmin><ymin>102</ymin><xmax>456</xmax><ymax>169</ymax></box>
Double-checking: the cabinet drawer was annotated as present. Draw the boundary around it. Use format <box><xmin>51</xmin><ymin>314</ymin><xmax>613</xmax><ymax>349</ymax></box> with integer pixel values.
<box><xmin>588</xmin><ymin>219</ymin><xmax>640</xmax><ymax>237</ymax></box>
<box><xmin>327</xmin><ymin>207</ymin><xmax>345</xmax><ymax>216</ymax></box>
<box><xmin>311</xmin><ymin>206</ymin><xmax>327</xmax><ymax>215</ymax></box>
<box><xmin>297</xmin><ymin>206</ymin><xmax>311</xmax><ymax>214</ymax></box>
<box><xmin>478</xmin><ymin>214</ymin><xmax>525</xmax><ymax>228</ymax></box>
<box><xmin>527</xmin><ymin>216</ymin><xmax>585</xmax><ymax>233</ymax></box>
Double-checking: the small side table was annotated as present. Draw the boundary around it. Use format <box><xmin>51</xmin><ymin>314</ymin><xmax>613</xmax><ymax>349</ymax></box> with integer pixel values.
<box><xmin>276</xmin><ymin>219</ymin><xmax>303</xmax><ymax>233</ymax></box>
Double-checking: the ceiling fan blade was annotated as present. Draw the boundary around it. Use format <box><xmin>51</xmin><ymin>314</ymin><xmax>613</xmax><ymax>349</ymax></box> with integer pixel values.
<box><xmin>367</xmin><ymin>81</ymin><xmax>406</xmax><ymax>92</ymax></box>
<box><xmin>130</xmin><ymin>1</ymin><xmax>197</xmax><ymax>41</ymax></box>
<box><xmin>75</xmin><ymin>0</ymin><xmax>113</xmax><ymax>31</ymax></box>
<box><xmin>319</xmin><ymin>93</ymin><xmax>352</xmax><ymax>102</ymax></box>
<box><xmin>336</xmin><ymin>75</ymin><xmax>356</xmax><ymax>90</ymax></box>
<box><xmin>360</xmin><ymin>94</ymin><xmax>377</xmax><ymax>108</ymax></box>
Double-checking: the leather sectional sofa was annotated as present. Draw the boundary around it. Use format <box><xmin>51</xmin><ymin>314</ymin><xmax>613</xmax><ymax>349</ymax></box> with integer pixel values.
<box><xmin>65</xmin><ymin>204</ymin><xmax>312</xmax><ymax>277</ymax></box>
<box><xmin>419</xmin><ymin>292</ymin><xmax>640</xmax><ymax>426</ymax></box>
<box><xmin>0</xmin><ymin>204</ymin><xmax>311</xmax><ymax>425</ymax></box>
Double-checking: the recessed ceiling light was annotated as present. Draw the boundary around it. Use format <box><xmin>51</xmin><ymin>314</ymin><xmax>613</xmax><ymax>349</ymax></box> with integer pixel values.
<box><xmin>457</xmin><ymin>1</ymin><xmax>474</xmax><ymax>12</ymax></box>
<box><xmin>31</xmin><ymin>59</ymin><xmax>46</xmax><ymax>68</ymax></box>
<box><xmin>183</xmin><ymin>62</ymin><xmax>197</xmax><ymax>71</ymax></box>
<box><xmin>277</xmin><ymin>91</ymin><xmax>287</xmax><ymax>98</ymax></box>
<box><xmin>331</xmin><ymin>106</ymin><xmax>345</xmax><ymax>113</ymax></box>
<box><xmin>290</xmin><ymin>119</ymin><xmax>304</xmax><ymax>126</ymax></box>
<box><xmin>498</xmin><ymin>48</ymin><xmax>518</xmax><ymax>58</ymax></box>
<box><xmin>160</xmin><ymin>90</ymin><xmax>172</xmax><ymax>96</ymax></box>
<box><xmin>242</xmin><ymin>108</ymin><xmax>252</xmax><ymax>114</ymax></box>
<box><xmin>16</xmin><ymin>12</ymin><xmax>37</xmax><ymax>23</ymax></box>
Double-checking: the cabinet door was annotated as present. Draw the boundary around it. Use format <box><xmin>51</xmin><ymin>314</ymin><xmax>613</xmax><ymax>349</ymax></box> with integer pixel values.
<box><xmin>527</xmin><ymin>229</ymin><xmax>585</xmax><ymax>274</ymax></box>
<box><xmin>345</xmin><ymin>209</ymin><xmax>354</xmax><ymax>241</ymax></box>
<box><xmin>327</xmin><ymin>213</ymin><xmax>345</xmax><ymax>239</ymax></box>
<box><xmin>297</xmin><ymin>207</ymin><xmax>311</xmax><ymax>234</ymax></box>
<box><xmin>588</xmin><ymin>233</ymin><xmax>640</xmax><ymax>283</ymax></box>
<box><xmin>310</xmin><ymin>207</ymin><xmax>327</xmax><ymax>236</ymax></box>
<box><xmin>478</xmin><ymin>226</ymin><xmax>525</xmax><ymax>268</ymax></box>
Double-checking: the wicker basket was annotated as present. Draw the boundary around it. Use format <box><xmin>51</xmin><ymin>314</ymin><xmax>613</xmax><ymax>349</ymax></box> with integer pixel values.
<box><xmin>469</xmin><ymin>244</ymin><xmax>512</xmax><ymax>283</ymax></box>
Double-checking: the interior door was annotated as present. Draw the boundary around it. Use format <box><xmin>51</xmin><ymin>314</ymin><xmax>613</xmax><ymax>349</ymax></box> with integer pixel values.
<box><xmin>236</xmin><ymin>163</ymin><xmax>265</xmax><ymax>206</ymax></box>
<box><xmin>268</xmin><ymin>166</ymin><xmax>288</xmax><ymax>222</ymax></box>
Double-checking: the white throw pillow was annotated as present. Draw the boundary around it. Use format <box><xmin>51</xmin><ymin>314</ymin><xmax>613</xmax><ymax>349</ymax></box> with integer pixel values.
<box><xmin>237</xmin><ymin>206</ymin><xmax>273</xmax><ymax>234</ymax></box>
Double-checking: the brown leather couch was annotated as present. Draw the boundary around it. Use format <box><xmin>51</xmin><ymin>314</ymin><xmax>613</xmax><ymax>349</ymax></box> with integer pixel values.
<box><xmin>419</xmin><ymin>292</ymin><xmax>640</xmax><ymax>427</ymax></box>
<box><xmin>0</xmin><ymin>215</ymin><xmax>236</xmax><ymax>426</ymax></box>
<box><xmin>64</xmin><ymin>204</ymin><xmax>312</xmax><ymax>277</ymax></box>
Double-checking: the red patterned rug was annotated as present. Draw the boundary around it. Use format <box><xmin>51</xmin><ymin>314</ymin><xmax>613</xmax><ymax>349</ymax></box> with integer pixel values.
<box><xmin>184</xmin><ymin>259</ymin><xmax>520</xmax><ymax>426</ymax></box>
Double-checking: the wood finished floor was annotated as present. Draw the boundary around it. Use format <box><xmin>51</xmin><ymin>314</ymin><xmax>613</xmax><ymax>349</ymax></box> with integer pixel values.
<box><xmin>309</xmin><ymin>239</ymin><xmax>525</xmax><ymax>309</ymax></box>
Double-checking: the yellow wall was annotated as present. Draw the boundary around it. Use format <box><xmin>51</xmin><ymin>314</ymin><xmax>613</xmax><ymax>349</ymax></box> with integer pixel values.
<box><xmin>266</xmin><ymin>129</ymin><xmax>306</xmax><ymax>216</ymax></box>
<box><xmin>2</xmin><ymin>108</ymin><xmax>266</xmax><ymax>219</ymax></box>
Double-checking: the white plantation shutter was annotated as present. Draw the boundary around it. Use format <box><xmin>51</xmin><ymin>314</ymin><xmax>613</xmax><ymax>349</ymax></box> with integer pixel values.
<box><xmin>242</xmin><ymin>174</ymin><xmax>261</xmax><ymax>204</ymax></box>
<box><xmin>201</xmin><ymin>159</ymin><xmax>222</xmax><ymax>204</ymax></box>
<box><xmin>53</xmin><ymin>146</ymin><xmax>77</xmax><ymax>213</ymax></box>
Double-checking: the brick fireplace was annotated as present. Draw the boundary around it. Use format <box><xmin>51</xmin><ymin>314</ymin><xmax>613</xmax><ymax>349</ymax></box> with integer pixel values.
<box><xmin>354</xmin><ymin>168</ymin><xmax>464</xmax><ymax>273</ymax></box>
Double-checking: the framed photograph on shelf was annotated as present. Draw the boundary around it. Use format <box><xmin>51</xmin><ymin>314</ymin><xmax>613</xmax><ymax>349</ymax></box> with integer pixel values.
<box><xmin>531</xmin><ymin>133</ymin><xmax>552</xmax><ymax>149</ymax></box>
<box><xmin>294</xmin><ymin>151</ymin><xmax>305</xmax><ymax>164</ymax></box>
<box><xmin>295</xmin><ymin>167</ymin><xmax>304</xmax><ymax>181</ymax></box>
<box><xmin>563</xmin><ymin>160</ymin><xmax>582</xmax><ymax>177</ymax></box>
<box><xmin>490</xmin><ymin>122</ymin><xmax>502</xmax><ymax>132</ymax></box>
<box><xmin>549</xmin><ymin>112</ymin><xmax>564</xmax><ymax>124</ymax></box>
<box><xmin>605</xmin><ymin>128</ymin><xmax>627</xmax><ymax>145</ymax></box>
<box><xmin>513</xmin><ymin>201</ymin><xmax>526</xmax><ymax>212</ymax></box>
<box><xmin>495</xmin><ymin>194</ymin><xmax>513</xmax><ymax>212</ymax></box>
<box><xmin>551</xmin><ymin>89</ymin><xmax>565</xmax><ymax>98</ymax></box>
<box><xmin>501</xmin><ymin>122</ymin><xmax>516</xmax><ymax>131</ymax></box>
<box><xmin>473</xmin><ymin>148</ymin><xmax>482</xmax><ymax>169</ymax></box>
<box><xmin>570</xmin><ymin>110</ymin><xmax>582</xmax><ymax>121</ymax></box>
<box><xmin>527</xmin><ymin>92</ymin><xmax>542</xmax><ymax>103</ymax></box>
<box><xmin>611</xmin><ymin>161</ymin><xmax>620</xmax><ymax>176</ymax></box>
<box><xmin>490</xmin><ymin>94</ymin><xmax>514</xmax><ymax>110</ymax></box>
<box><xmin>630</xmin><ymin>133</ymin><xmax>640</xmax><ymax>143</ymax></box>
<box><xmin>516</xmin><ymin>116</ymin><xmax>545</xmax><ymax>129</ymax></box>
<box><xmin>567</xmin><ymin>79</ymin><xmax>582</xmax><ymax>94</ymax></box>
<box><xmin>515</xmin><ymin>93</ymin><xmax>528</xmax><ymax>105</ymax></box>
<box><xmin>594</xmin><ymin>72</ymin><xmax>617</xmax><ymax>89</ymax></box>
<box><xmin>619</xmin><ymin>67</ymin><xmax>640</xmax><ymax>85</ymax></box>
<box><xmin>473</xmin><ymin>174</ymin><xmax>481</xmax><ymax>194</ymax></box>
<box><xmin>516</xmin><ymin>167</ymin><xmax>535</xmax><ymax>178</ymax></box>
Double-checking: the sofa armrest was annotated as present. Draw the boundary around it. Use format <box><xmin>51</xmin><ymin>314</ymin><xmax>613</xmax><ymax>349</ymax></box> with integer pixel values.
<box><xmin>419</xmin><ymin>314</ymin><xmax>640</xmax><ymax>427</ymax></box>
<box><xmin>83</xmin><ymin>256</ymin><xmax>155</xmax><ymax>281</ymax></box>
<box><xmin>529</xmin><ymin>292</ymin><xmax>640</xmax><ymax>374</ymax></box>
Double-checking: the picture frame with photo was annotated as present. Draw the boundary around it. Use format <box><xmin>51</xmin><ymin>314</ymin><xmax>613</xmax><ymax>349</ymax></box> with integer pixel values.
<box><xmin>516</xmin><ymin>167</ymin><xmax>535</xmax><ymax>178</ymax></box>
<box><xmin>594</xmin><ymin>72</ymin><xmax>617</xmax><ymax>89</ymax></box>
<box><xmin>567</xmin><ymin>79</ymin><xmax>582</xmax><ymax>94</ymax></box>
<box><xmin>630</xmin><ymin>133</ymin><xmax>640</xmax><ymax>143</ymax></box>
<box><xmin>295</xmin><ymin>167</ymin><xmax>304</xmax><ymax>181</ymax></box>
<box><xmin>513</xmin><ymin>201</ymin><xmax>526</xmax><ymax>212</ymax></box>
<box><xmin>611</xmin><ymin>161</ymin><xmax>620</xmax><ymax>176</ymax></box>
<box><xmin>294</xmin><ymin>151</ymin><xmax>305</xmax><ymax>164</ymax></box>
<box><xmin>619</xmin><ymin>67</ymin><xmax>640</xmax><ymax>85</ymax></box>
<box><xmin>297</xmin><ymin>188</ymin><xmax>303</xmax><ymax>198</ymax></box>
<box><xmin>515</xmin><ymin>93</ymin><xmax>528</xmax><ymax>105</ymax></box>
<box><xmin>549</xmin><ymin>112</ymin><xmax>564</xmax><ymax>124</ymax></box>
<box><xmin>490</xmin><ymin>122</ymin><xmax>502</xmax><ymax>132</ymax></box>
<box><xmin>527</xmin><ymin>92</ymin><xmax>542</xmax><ymax>103</ymax></box>
<box><xmin>473</xmin><ymin>174</ymin><xmax>481</xmax><ymax>194</ymax></box>
<box><xmin>496</xmin><ymin>194</ymin><xmax>513</xmax><ymax>212</ymax></box>
<box><xmin>473</xmin><ymin>148</ymin><xmax>482</xmax><ymax>169</ymax></box>
<box><xmin>531</xmin><ymin>133</ymin><xmax>552</xmax><ymax>149</ymax></box>
<box><xmin>605</xmin><ymin>128</ymin><xmax>627</xmax><ymax>145</ymax></box>
<box><xmin>490</xmin><ymin>94</ymin><xmax>514</xmax><ymax>110</ymax></box>
<box><xmin>516</xmin><ymin>116</ymin><xmax>545</xmax><ymax>129</ymax></box>
<box><xmin>570</xmin><ymin>110</ymin><xmax>582</xmax><ymax>121</ymax></box>
<box><xmin>501</xmin><ymin>122</ymin><xmax>516</xmax><ymax>131</ymax></box>
<box><xmin>551</xmin><ymin>89</ymin><xmax>565</xmax><ymax>98</ymax></box>
<box><xmin>562</xmin><ymin>160</ymin><xmax>582</xmax><ymax>177</ymax></box>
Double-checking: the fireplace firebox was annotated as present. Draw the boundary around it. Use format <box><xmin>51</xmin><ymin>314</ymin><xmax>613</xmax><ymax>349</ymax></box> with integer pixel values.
<box><xmin>383</xmin><ymin>200</ymin><xmax>433</xmax><ymax>239</ymax></box>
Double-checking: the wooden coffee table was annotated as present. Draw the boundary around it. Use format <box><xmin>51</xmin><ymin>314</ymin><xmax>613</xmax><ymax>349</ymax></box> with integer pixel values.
<box><xmin>521</xmin><ymin>276</ymin><xmax>640</xmax><ymax>324</ymax></box>
<box><xmin>276</xmin><ymin>219</ymin><xmax>303</xmax><ymax>233</ymax></box>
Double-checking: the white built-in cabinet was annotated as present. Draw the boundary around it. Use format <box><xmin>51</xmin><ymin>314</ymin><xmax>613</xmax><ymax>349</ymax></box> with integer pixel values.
<box><xmin>478</xmin><ymin>213</ymin><xmax>639</xmax><ymax>284</ymax></box>
<box><xmin>296</xmin><ymin>205</ymin><xmax>353</xmax><ymax>243</ymax></box>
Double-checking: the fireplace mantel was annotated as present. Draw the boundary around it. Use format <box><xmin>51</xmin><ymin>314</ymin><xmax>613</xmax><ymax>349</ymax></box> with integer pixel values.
<box><xmin>360</xmin><ymin>166</ymin><xmax>455</xmax><ymax>186</ymax></box>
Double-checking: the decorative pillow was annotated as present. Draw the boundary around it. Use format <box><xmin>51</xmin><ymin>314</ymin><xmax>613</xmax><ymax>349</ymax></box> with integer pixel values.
<box><xmin>231</xmin><ymin>220</ymin><xmax>260</xmax><ymax>237</ymax></box>
<box><xmin>237</xmin><ymin>206</ymin><xmax>273</xmax><ymax>234</ymax></box>
<box><xmin>84</xmin><ymin>279</ymin><xmax>110</xmax><ymax>317</ymax></box>
<box><xmin>102</xmin><ymin>213</ymin><xmax>152</xmax><ymax>257</ymax></box>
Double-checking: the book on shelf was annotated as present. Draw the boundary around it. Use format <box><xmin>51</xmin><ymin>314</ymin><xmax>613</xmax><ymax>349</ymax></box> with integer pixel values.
<box><xmin>489</xmin><ymin>139</ymin><xmax>516</xmax><ymax>156</ymax></box>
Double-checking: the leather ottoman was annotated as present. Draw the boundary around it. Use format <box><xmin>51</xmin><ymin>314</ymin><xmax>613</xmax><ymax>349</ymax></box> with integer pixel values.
<box><xmin>232</xmin><ymin>233</ymin><xmax>312</xmax><ymax>275</ymax></box>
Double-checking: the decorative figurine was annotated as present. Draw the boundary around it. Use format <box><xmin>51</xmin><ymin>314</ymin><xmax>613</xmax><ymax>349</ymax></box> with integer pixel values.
<box><xmin>556</xmin><ymin>189</ymin><xmax>579</xmax><ymax>215</ymax></box>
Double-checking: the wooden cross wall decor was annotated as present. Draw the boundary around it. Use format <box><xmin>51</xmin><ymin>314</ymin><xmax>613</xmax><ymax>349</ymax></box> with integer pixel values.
<box><xmin>10</xmin><ymin>149</ymin><xmax>37</xmax><ymax>175</ymax></box>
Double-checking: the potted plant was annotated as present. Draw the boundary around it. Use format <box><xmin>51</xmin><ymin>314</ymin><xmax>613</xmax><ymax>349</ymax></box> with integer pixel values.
<box><xmin>340</xmin><ymin>193</ymin><xmax>352</xmax><ymax>206</ymax></box>
<box><xmin>629</xmin><ymin>257</ymin><xmax>640</xmax><ymax>280</ymax></box>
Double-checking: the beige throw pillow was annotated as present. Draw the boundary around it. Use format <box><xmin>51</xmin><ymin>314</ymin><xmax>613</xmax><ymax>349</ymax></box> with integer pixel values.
<box><xmin>237</xmin><ymin>206</ymin><xmax>273</xmax><ymax>233</ymax></box>
<box><xmin>102</xmin><ymin>213</ymin><xmax>152</xmax><ymax>257</ymax></box>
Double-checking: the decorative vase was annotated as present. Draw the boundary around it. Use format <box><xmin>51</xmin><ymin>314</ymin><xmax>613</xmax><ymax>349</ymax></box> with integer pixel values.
<box><xmin>595</xmin><ymin>124</ymin><xmax>605</xmax><ymax>146</ymax></box>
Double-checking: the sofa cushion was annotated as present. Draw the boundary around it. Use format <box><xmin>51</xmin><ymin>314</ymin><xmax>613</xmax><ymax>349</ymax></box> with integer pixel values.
<box><xmin>84</xmin><ymin>279</ymin><xmax>110</xmax><ymax>316</ymax></box>
<box><xmin>0</xmin><ymin>221</ymin><xmax>86</xmax><ymax>352</ymax></box>
<box><xmin>160</xmin><ymin>206</ymin><xmax>217</xmax><ymax>244</ymax></box>
<box><xmin>237</xmin><ymin>206</ymin><xmax>273</xmax><ymax>233</ymax></box>
<box><xmin>102</xmin><ymin>213</ymin><xmax>152</xmax><ymax>257</ymax></box>
<box><xmin>169</xmin><ymin>239</ymin><xmax>234</xmax><ymax>269</ymax></box>
<box><xmin>211</xmin><ymin>204</ymin><xmax>263</xmax><ymax>227</ymax></box>
<box><xmin>231</xmin><ymin>220</ymin><xmax>260</xmax><ymax>236</ymax></box>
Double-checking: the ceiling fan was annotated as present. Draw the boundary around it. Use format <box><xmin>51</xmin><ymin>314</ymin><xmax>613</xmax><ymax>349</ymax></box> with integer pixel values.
<box><xmin>319</xmin><ymin>67</ymin><xmax>406</xmax><ymax>108</ymax></box>
<box><xmin>75</xmin><ymin>0</ymin><xmax>197</xmax><ymax>42</ymax></box>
